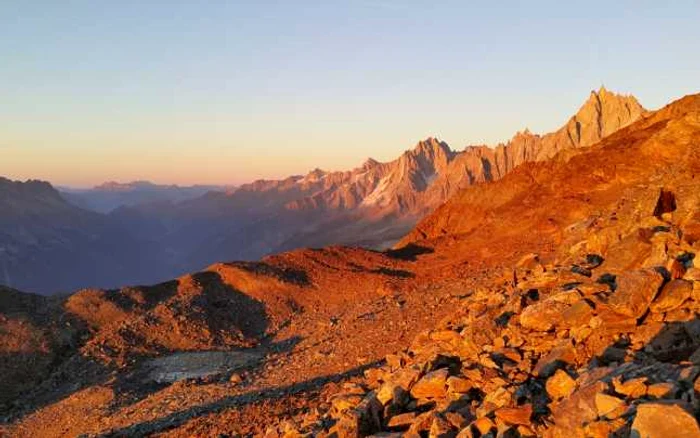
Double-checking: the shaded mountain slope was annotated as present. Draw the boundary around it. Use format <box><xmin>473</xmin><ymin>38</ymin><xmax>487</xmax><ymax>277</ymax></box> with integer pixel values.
<box><xmin>0</xmin><ymin>286</ymin><xmax>78</xmax><ymax>410</ymax></box>
<box><xmin>0</xmin><ymin>178</ymin><xmax>175</xmax><ymax>294</ymax></box>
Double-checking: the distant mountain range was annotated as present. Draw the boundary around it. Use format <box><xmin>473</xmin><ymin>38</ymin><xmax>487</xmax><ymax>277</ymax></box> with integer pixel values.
<box><xmin>60</xmin><ymin>180</ymin><xmax>230</xmax><ymax>213</ymax></box>
<box><xmin>0</xmin><ymin>88</ymin><xmax>644</xmax><ymax>294</ymax></box>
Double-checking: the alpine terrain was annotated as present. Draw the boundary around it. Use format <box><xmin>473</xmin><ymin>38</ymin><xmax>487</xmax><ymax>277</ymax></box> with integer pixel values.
<box><xmin>2</xmin><ymin>89</ymin><xmax>700</xmax><ymax>438</ymax></box>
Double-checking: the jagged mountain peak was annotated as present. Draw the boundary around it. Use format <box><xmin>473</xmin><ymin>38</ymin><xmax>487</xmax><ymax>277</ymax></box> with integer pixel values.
<box><xmin>303</xmin><ymin>168</ymin><xmax>327</xmax><ymax>181</ymax></box>
<box><xmin>579</xmin><ymin>86</ymin><xmax>644</xmax><ymax>115</ymax></box>
<box><xmin>573</xmin><ymin>87</ymin><xmax>646</xmax><ymax>140</ymax></box>
<box><xmin>411</xmin><ymin>137</ymin><xmax>453</xmax><ymax>156</ymax></box>
<box><xmin>511</xmin><ymin>128</ymin><xmax>539</xmax><ymax>140</ymax></box>
<box><xmin>361</xmin><ymin>157</ymin><xmax>380</xmax><ymax>170</ymax></box>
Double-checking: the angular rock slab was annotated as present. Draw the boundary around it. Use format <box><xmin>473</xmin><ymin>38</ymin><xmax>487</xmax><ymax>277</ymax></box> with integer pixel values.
<box><xmin>608</xmin><ymin>269</ymin><xmax>664</xmax><ymax>318</ymax></box>
<box><xmin>631</xmin><ymin>403</ymin><xmax>700</xmax><ymax>438</ymax></box>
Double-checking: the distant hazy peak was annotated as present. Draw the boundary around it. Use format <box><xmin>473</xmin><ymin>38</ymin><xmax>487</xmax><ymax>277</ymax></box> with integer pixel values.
<box><xmin>0</xmin><ymin>177</ymin><xmax>62</xmax><ymax>199</ymax></box>
<box><xmin>93</xmin><ymin>181</ymin><xmax>167</xmax><ymax>191</ymax></box>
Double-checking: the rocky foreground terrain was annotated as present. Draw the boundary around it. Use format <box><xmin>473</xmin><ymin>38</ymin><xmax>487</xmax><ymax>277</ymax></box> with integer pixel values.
<box><xmin>272</xmin><ymin>218</ymin><xmax>700</xmax><ymax>437</ymax></box>
<box><xmin>1</xmin><ymin>90</ymin><xmax>699</xmax><ymax>437</ymax></box>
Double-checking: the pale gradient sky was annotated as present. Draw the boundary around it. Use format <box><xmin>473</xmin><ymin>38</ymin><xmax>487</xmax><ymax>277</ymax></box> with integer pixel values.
<box><xmin>1</xmin><ymin>1</ymin><xmax>699</xmax><ymax>187</ymax></box>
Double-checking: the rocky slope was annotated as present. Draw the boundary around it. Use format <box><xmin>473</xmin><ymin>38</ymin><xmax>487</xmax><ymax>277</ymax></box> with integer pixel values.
<box><xmin>278</xmin><ymin>231</ymin><xmax>700</xmax><ymax>437</ymax></box>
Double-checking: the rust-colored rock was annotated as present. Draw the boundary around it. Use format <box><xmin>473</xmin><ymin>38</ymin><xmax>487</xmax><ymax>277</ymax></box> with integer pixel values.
<box><xmin>471</xmin><ymin>417</ymin><xmax>495</xmax><ymax>435</ymax></box>
<box><xmin>651</xmin><ymin>279</ymin><xmax>693</xmax><ymax>313</ymax></box>
<box><xmin>410</xmin><ymin>368</ymin><xmax>448</xmax><ymax>399</ymax></box>
<box><xmin>631</xmin><ymin>403</ymin><xmax>700</xmax><ymax>438</ymax></box>
<box><xmin>594</xmin><ymin>393</ymin><xmax>626</xmax><ymax>419</ymax></box>
<box><xmin>519</xmin><ymin>300</ymin><xmax>569</xmax><ymax>331</ymax></box>
<box><xmin>546</xmin><ymin>369</ymin><xmax>577</xmax><ymax>400</ymax></box>
<box><xmin>386</xmin><ymin>412</ymin><xmax>417</xmax><ymax>430</ymax></box>
<box><xmin>612</xmin><ymin>376</ymin><xmax>647</xmax><ymax>398</ymax></box>
<box><xmin>494</xmin><ymin>404</ymin><xmax>532</xmax><ymax>426</ymax></box>
<box><xmin>607</xmin><ymin>269</ymin><xmax>664</xmax><ymax>318</ymax></box>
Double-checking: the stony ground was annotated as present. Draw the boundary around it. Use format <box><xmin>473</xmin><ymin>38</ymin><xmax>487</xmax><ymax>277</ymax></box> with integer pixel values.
<box><xmin>1</xmin><ymin>254</ymin><xmax>495</xmax><ymax>437</ymax></box>
<box><xmin>266</xmin><ymin>206</ymin><xmax>700</xmax><ymax>437</ymax></box>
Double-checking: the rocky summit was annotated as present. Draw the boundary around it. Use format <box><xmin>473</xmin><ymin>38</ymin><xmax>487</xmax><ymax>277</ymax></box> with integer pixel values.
<box><xmin>1</xmin><ymin>90</ymin><xmax>700</xmax><ymax>437</ymax></box>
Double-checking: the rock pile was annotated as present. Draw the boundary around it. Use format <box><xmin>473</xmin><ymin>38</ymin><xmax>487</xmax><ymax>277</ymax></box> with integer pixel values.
<box><xmin>268</xmin><ymin>207</ymin><xmax>700</xmax><ymax>437</ymax></box>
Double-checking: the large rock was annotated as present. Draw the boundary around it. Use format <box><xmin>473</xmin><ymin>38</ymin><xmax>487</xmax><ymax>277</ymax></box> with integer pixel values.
<box><xmin>410</xmin><ymin>368</ymin><xmax>449</xmax><ymax>399</ymax></box>
<box><xmin>594</xmin><ymin>393</ymin><xmax>626</xmax><ymax>419</ymax></box>
<box><xmin>631</xmin><ymin>403</ymin><xmax>700</xmax><ymax>438</ymax></box>
<box><xmin>550</xmin><ymin>381</ymin><xmax>607</xmax><ymax>433</ymax></box>
<box><xmin>519</xmin><ymin>300</ymin><xmax>569</xmax><ymax>331</ymax></box>
<box><xmin>560</xmin><ymin>300</ymin><xmax>594</xmax><ymax>329</ymax></box>
<box><xmin>534</xmin><ymin>340</ymin><xmax>577</xmax><ymax>377</ymax></box>
<box><xmin>330</xmin><ymin>391</ymin><xmax>383</xmax><ymax>437</ymax></box>
<box><xmin>546</xmin><ymin>369</ymin><xmax>577</xmax><ymax>400</ymax></box>
<box><xmin>377</xmin><ymin>367</ymin><xmax>421</xmax><ymax>405</ymax></box>
<box><xmin>494</xmin><ymin>404</ymin><xmax>533</xmax><ymax>426</ymax></box>
<box><xmin>650</xmin><ymin>279</ymin><xmax>693</xmax><ymax>313</ymax></box>
<box><xmin>608</xmin><ymin>269</ymin><xmax>664</xmax><ymax>318</ymax></box>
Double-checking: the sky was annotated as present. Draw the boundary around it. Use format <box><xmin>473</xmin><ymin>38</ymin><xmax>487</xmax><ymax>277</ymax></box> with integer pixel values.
<box><xmin>1</xmin><ymin>1</ymin><xmax>699</xmax><ymax>187</ymax></box>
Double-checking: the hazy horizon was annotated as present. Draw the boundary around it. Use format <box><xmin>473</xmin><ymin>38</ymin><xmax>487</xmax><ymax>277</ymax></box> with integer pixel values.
<box><xmin>2</xmin><ymin>1</ymin><xmax>699</xmax><ymax>187</ymax></box>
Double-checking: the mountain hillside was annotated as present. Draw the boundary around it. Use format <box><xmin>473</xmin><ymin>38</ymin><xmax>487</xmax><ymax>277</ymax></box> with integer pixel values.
<box><xmin>0</xmin><ymin>178</ymin><xmax>174</xmax><ymax>294</ymax></box>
